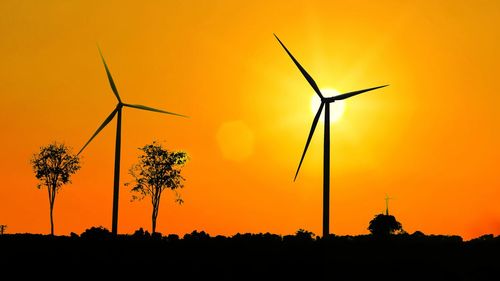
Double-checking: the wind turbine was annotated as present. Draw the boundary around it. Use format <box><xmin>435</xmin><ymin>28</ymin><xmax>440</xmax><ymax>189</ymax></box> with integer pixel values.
<box><xmin>274</xmin><ymin>34</ymin><xmax>388</xmax><ymax>238</ymax></box>
<box><xmin>78</xmin><ymin>47</ymin><xmax>187</xmax><ymax>236</ymax></box>
<box><xmin>385</xmin><ymin>194</ymin><xmax>394</xmax><ymax>215</ymax></box>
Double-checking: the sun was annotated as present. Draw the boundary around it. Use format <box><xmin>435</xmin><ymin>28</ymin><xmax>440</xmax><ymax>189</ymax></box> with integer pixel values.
<box><xmin>310</xmin><ymin>88</ymin><xmax>346</xmax><ymax>123</ymax></box>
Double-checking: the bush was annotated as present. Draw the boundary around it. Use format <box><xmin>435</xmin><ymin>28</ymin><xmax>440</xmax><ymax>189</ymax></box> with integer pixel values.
<box><xmin>81</xmin><ymin>226</ymin><xmax>112</xmax><ymax>240</ymax></box>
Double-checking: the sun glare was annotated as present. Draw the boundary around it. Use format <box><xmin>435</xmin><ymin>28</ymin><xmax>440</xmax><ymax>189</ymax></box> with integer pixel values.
<box><xmin>310</xmin><ymin>88</ymin><xmax>346</xmax><ymax>123</ymax></box>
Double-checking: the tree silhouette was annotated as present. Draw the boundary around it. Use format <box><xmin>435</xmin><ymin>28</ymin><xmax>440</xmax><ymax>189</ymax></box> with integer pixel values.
<box><xmin>31</xmin><ymin>142</ymin><xmax>80</xmax><ymax>235</ymax></box>
<box><xmin>368</xmin><ymin>214</ymin><xmax>403</xmax><ymax>236</ymax></box>
<box><xmin>296</xmin><ymin>229</ymin><xmax>315</xmax><ymax>240</ymax></box>
<box><xmin>0</xmin><ymin>225</ymin><xmax>6</xmax><ymax>235</ymax></box>
<box><xmin>127</xmin><ymin>141</ymin><xmax>188</xmax><ymax>234</ymax></box>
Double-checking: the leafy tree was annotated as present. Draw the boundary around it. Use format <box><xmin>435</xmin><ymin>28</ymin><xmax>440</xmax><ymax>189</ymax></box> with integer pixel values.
<box><xmin>31</xmin><ymin>142</ymin><xmax>80</xmax><ymax>235</ymax></box>
<box><xmin>368</xmin><ymin>214</ymin><xmax>403</xmax><ymax>237</ymax></box>
<box><xmin>127</xmin><ymin>141</ymin><xmax>188</xmax><ymax>234</ymax></box>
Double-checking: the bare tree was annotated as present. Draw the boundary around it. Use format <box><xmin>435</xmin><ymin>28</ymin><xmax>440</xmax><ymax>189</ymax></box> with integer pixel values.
<box><xmin>0</xmin><ymin>225</ymin><xmax>6</xmax><ymax>235</ymax></box>
<box><xmin>127</xmin><ymin>141</ymin><xmax>188</xmax><ymax>234</ymax></box>
<box><xmin>31</xmin><ymin>142</ymin><xmax>80</xmax><ymax>235</ymax></box>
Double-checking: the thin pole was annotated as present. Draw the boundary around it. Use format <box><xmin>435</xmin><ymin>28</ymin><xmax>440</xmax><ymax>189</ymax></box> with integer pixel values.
<box><xmin>323</xmin><ymin>102</ymin><xmax>330</xmax><ymax>238</ymax></box>
<box><xmin>385</xmin><ymin>195</ymin><xmax>390</xmax><ymax>216</ymax></box>
<box><xmin>112</xmin><ymin>106</ymin><xmax>122</xmax><ymax>236</ymax></box>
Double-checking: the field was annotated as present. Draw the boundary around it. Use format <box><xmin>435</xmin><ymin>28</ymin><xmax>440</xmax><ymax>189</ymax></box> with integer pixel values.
<box><xmin>1</xmin><ymin>230</ymin><xmax>499</xmax><ymax>280</ymax></box>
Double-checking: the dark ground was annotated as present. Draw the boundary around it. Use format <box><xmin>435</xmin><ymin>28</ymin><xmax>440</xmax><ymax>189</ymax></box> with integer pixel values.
<box><xmin>1</xmin><ymin>230</ymin><xmax>499</xmax><ymax>280</ymax></box>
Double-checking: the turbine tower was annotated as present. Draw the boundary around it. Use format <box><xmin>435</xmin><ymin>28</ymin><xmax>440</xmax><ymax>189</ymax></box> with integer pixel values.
<box><xmin>274</xmin><ymin>34</ymin><xmax>387</xmax><ymax>238</ymax></box>
<box><xmin>78</xmin><ymin>47</ymin><xmax>187</xmax><ymax>236</ymax></box>
<box><xmin>385</xmin><ymin>194</ymin><xmax>393</xmax><ymax>215</ymax></box>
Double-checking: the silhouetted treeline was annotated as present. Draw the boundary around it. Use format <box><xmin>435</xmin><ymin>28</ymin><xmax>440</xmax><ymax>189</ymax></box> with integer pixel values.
<box><xmin>1</xmin><ymin>229</ymin><xmax>499</xmax><ymax>280</ymax></box>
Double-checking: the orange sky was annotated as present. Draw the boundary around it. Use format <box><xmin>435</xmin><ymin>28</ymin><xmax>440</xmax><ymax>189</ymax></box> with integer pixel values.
<box><xmin>1</xmin><ymin>0</ymin><xmax>499</xmax><ymax>240</ymax></box>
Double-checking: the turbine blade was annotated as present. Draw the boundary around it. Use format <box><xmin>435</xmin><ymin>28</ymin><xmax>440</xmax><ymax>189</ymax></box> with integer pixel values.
<box><xmin>274</xmin><ymin>34</ymin><xmax>324</xmax><ymax>99</ymax></box>
<box><xmin>330</xmin><ymin>85</ymin><xmax>388</xmax><ymax>101</ymax></box>
<box><xmin>78</xmin><ymin>108</ymin><xmax>118</xmax><ymax>155</ymax></box>
<box><xmin>123</xmin><ymin>103</ymin><xmax>188</xmax><ymax>118</ymax></box>
<box><xmin>98</xmin><ymin>46</ymin><xmax>122</xmax><ymax>103</ymax></box>
<box><xmin>294</xmin><ymin>102</ymin><xmax>325</xmax><ymax>181</ymax></box>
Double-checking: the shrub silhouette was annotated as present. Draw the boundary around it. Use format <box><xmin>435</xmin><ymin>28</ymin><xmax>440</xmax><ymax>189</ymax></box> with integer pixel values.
<box><xmin>132</xmin><ymin>227</ymin><xmax>150</xmax><ymax>238</ymax></box>
<box><xmin>411</xmin><ymin>230</ymin><xmax>425</xmax><ymax>237</ymax></box>
<box><xmin>296</xmin><ymin>229</ymin><xmax>315</xmax><ymax>240</ymax></box>
<box><xmin>183</xmin><ymin>230</ymin><xmax>210</xmax><ymax>241</ymax></box>
<box><xmin>166</xmin><ymin>234</ymin><xmax>179</xmax><ymax>241</ymax></box>
<box><xmin>368</xmin><ymin>214</ymin><xmax>403</xmax><ymax>236</ymax></box>
<box><xmin>80</xmin><ymin>226</ymin><xmax>112</xmax><ymax>239</ymax></box>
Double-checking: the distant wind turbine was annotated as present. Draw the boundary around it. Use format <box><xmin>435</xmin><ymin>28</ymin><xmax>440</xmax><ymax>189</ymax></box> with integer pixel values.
<box><xmin>78</xmin><ymin>47</ymin><xmax>187</xmax><ymax>236</ymax></box>
<box><xmin>274</xmin><ymin>34</ymin><xmax>388</xmax><ymax>238</ymax></box>
<box><xmin>385</xmin><ymin>194</ymin><xmax>394</xmax><ymax>215</ymax></box>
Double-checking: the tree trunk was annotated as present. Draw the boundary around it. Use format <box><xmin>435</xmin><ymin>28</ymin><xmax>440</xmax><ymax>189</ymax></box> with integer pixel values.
<box><xmin>152</xmin><ymin>213</ymin><xmax>156</xmax><ymax>234</ymax></box>
<box><xmin>47</xmin><ymin>184</ymin><xmax>55</xmax><ymax>236</ymax></box>
<box><xmin>49</xmin><ymin>200</ymin><xmax>54</xmax><ymax>236</ymax></box>
<box><xmin>152</xmin><ymin>191</ymin><xmax>163</xmax><ymax>234</ymax></box>
<box><xmin>152</xmin><ymin>203</ymin><xmax>158</xmax><ymax>234</ymax></box>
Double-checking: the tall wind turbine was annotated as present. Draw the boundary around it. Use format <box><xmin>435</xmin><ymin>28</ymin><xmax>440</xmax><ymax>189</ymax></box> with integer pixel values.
<box><xmin>78</xmin><ymin>47</ymin><xmax>187</xmax><ymax>236</ymax></box>
<box><xmin>274</xmin><ymin>34</ymin><xmax>387</xmax><ymax>238</ymax></box>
